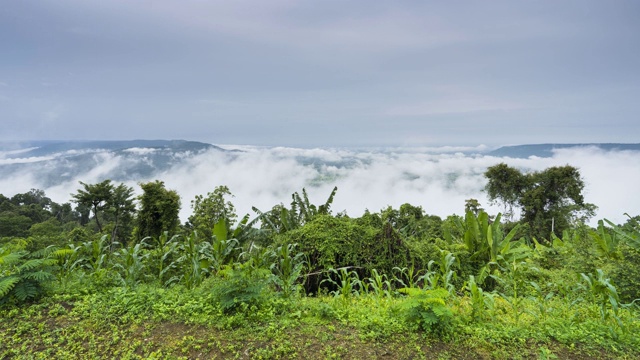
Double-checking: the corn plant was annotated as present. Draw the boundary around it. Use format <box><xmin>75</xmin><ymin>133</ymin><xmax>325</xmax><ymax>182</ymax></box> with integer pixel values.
<box><xmin>422</xmin><ymin>249</ymin><xmax>457</xmax><ymax>293</ymax></box>
<box><xmin>528</xmin><ymin>281</ymin><xmax>554</xmax><ymax>323</ymax></box>
<box><xmin>392</xmin><ymin>265</ymin><xmax>423</xmax><ymax>289</ymax></box>
<box><xmin>322</xmin><ymin>267</ymin><xmax>363</xmax><ymax>299</ymax></box>
<box><xmin>465</xmin><ymin>275</ymin><xmax>494</xmax><ymax>321</ymax></box>
<box><xmin>270</xmin><ymin>243</ymin><xmax>307</xmax><ymax>298</ymax></box>
<box><xmin>578</xmin><ymin>269</ymin><xmax>622</xmax><ymax>326</ymax></box>
<box><xmin>148</xmin><ymin>232</ymin><xmax>180</xmax><ymax>286</ymax></box>
<box><xmin>175</xmin><ymin>232</ymin><xmax>213</xmax><ymax>289</ymax></box>
<box><xmin>80</xmin><ymin>234</ymin><xmax>114</xmax><ymax>273</ymax></box>
<box><xmin>239</xmin><ymin>242</ymin><xmax>274</xmax><ymax>270</ymax></box>
<box><xmin>112</xmin><ymin>241</ymin><xmax>150</xmax><ymax>289</ymax></box>
<box><xmin>492</xmin><ymin>259</ymin><xmax>530</xmax><ymax>326</ymax></box>
<box><xmin>366</xmin><ymin>269</ymin><xmax>392</xmax><ymax>298</ymax></box>
<box><xmin>54</xmin><ymin>243</ymin><xmax>85</xmax><ymax>288</ymax></box>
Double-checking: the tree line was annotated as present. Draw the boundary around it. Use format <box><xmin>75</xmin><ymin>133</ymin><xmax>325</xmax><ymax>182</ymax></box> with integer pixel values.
<box><xmin>0</xmin><ymin>163</ymin><xmax>599</xmax><ymax>246</ymax></box>
<box><xmin>1</xmin><ymin>163</ymin><xmax>638</xmax><ymax>301</ymax></box>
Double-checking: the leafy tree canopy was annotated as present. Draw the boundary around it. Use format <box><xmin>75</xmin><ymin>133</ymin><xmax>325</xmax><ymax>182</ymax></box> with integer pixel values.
<box><xmin>188</xmin><ymin>185</ymin><xmax>237</xmax><ymax>238</ymax></box>
<box><xmin>71</xmin><ymin>180</ymin><xmax>114</xmax><ymax>232</ymax></box>
<box><xmin>485</xmin><ymin>163</ymin><xmax>596</xmax><ymax>239</ymax></box>
<box><xmin>136</xmin><ymin>180</ymin><xmax>181</xmax><ymax>241</ymax></box>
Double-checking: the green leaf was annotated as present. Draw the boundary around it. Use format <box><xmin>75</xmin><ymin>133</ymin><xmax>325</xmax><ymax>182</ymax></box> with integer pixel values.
<box><xmin>0</xmin><ymin>276</ymin><xmax>21</xmax><ymax>298</ymax></box>
<box><xmin>213</xmin><ymin>218</ymin><xmax>228</xmax><ymax>241</ymax></box>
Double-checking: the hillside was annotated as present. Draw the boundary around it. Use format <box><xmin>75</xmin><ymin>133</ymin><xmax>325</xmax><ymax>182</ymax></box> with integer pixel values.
<box><xmin>488</xmin><ymin>143</ymin><xmax>640</xmax><ymax>158</ymax></box>
<box><xmin>0</xmin><ymin>140</ymin><xmax>224</xmax><ymax>187</ymax></box>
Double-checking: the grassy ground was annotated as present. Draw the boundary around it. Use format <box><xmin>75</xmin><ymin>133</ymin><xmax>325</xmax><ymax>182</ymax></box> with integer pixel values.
<box><xmin>1</xmin><ymin>291</ymin><xmax>638</xmax><ymax>360</ymax></box>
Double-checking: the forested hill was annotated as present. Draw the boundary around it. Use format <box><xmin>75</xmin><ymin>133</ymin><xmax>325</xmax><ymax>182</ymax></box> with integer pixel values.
<box><xmin>488</xmin><ymin>143</ymin><xmax>640</xmax><ymax>158</ymax></box>
<box><xmin>0</xmin><ymin>140</ymin><xmax>225</xmax><ymax>187</ymax></box>
<box><xmin>0</xmin><ymin>139</ymin><xmax>220</xmax><ymax>156</ymax></box>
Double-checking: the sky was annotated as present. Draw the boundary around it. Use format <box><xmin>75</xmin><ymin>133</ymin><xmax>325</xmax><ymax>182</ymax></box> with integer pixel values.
<box><xmin>1</xmin><ymin>0</ymin><xmax>639</xmax><ymax>147</ymax></box>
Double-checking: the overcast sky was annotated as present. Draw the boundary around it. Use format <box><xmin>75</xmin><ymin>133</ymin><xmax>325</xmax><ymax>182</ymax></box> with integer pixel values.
<box><xmin>1</xmin><ymin>1</ymin><xmax>639</xmax><ymax>147</ymax></box>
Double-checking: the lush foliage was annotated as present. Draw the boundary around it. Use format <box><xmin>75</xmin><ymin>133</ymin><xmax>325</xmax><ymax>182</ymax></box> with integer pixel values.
<box><xmin>0</xmin><ymin>167</ymin><xmax>639</xmax><ymax>358</ymax></box>
<box><xmin>485</xmin><ymin>163</ymin><xmax>597</xmax><ymax>238</ymax></box>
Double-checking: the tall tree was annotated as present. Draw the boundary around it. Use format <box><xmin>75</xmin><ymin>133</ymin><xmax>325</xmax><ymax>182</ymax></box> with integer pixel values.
<box><xmin>136</xmin><ymin>181</ymin><xmax>181</xmax><ymax>240</ymax></box>
<box><xmin>71</xmin><ymin>180</ymin><xmax>114</xmax><ymax>233</ymax></box>
<box><xmin>485</xmin><ymin>163</ymin><xmax>595</xmax><ymax>239</ymax></box>
<box><xmin>484</xmin><ymin>163</ymin><xmax>527</xmax><ymax>220</ymax></box>
<box><xmin>107</xmin><ymin>184</ymin><xmax>136</xmax><ymax>244</ymax></box>
<box><xmin>188</xmin><ymin>185</ymin><xmax>237</xmax><ymax>238</ymax></box>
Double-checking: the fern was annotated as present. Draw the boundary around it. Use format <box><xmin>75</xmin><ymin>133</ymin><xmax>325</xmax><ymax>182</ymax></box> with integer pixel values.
<box><xmin>12</xmin><ymin>281</ymin><xmax>39</xmax><ymax>302</ymax></box>
<box><xmin>212</xmin><ymin>263</ymin><xmax>271</xmax><ymax>313</ymax></box>
<box><xmin>0</xmin><ymin>248</ymin><xmax>27</xmax><ymax>266</ymax></box>
<box><xmin>0</xmin><ymin>246</ymin><xmax>59</xmax><ymax>304</ymax></box>
<box><xmin>397</xmin><ymin>287</ymin><xmax>453</xmax><ymax>334</ymax></box>
<box><xmin>0</xmin><ymin>276</ymin><xmax>21</xmax><ymax>298</ymax></box>
<box><xmin>22</xmin><ymin>270</ymin><xmax>56</xmax><ymax>282</ymax></box>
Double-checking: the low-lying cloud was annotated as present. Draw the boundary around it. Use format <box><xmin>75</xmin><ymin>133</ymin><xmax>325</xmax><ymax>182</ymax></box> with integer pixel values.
<box><xmin>1</xmin><ymin>145</ymin><xmax>638</xmax><ymax>226</ymax></box>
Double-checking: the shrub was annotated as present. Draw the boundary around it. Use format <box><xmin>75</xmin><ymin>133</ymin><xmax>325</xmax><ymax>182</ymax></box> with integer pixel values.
<box><xmin>276</xmin><ymin>215</ymin><xmax>410</xmax><ymax>293</ymax></box>
<box><xmin>0</xmin><ymin>246</ymin><xmax>58</xmax><ymax>304</ymax></box>
<box><xmin>211</xmin><ymin>262</ymin><xmax>272</xmax><ymax>314</ymax></box>
<box><xmin>606</xmin><ymin>245</ymin><xmax>640</xmax><ymax>303</ymax></box>
<box><xmin>396</xmin><ymin>287</ymin><xmax>454</xmax><ymax>334</ymax></box>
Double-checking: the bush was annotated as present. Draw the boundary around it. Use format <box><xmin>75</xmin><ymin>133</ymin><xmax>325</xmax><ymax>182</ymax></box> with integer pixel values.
<box><xmin>0</xmin><ymin>246</ymin><xmax>58</xmax><ymax>304</ymax></box>
<box><xmin>276</xmin><ymin>215</ymin><xmax>410</xmax><ymax>293</ymax></box>
<box><xmin>396</xmin><ymin>287</ymin><xmax>454</xmax><ymax>335</ymax></box>
<box><xmin>605</xmin><ymin>245</ymin><xmax>640</xmax><ymax>303</ymax></box>
<box><xmin>210</xmin><ymin>263</ymin><xmax>272</xmax><ymax>314</ymax></box>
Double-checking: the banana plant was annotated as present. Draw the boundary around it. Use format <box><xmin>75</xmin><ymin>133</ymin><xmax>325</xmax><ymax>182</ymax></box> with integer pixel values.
<box><xmin>252</xmin><ymin>186</ymin><xmax>338</xmax><ymax>234</ymax></box>
<box><xmin>211</xmin><ymin>218</ymin><xmax>239</xmax><ymax>271</ymax></box>
<box><xmin>591</xmin><ymin>220</ymin><xmax>621</xmax><ymax>259</ymax></box>
<box><xmin>462</xmin><ymin>211</ymin><xmax>531</xmax><ymax>285</ymax></box>
<box><xmin>605</xmin><ymin>218</ymin><xmax>640</xmax><ymax>251</ymax></box>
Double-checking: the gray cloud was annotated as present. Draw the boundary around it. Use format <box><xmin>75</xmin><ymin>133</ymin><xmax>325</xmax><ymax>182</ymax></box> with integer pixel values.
<box><xmin>1</xmin><ymin>1</ymin><xmax>639</xmax><ymax>146</ymax></box>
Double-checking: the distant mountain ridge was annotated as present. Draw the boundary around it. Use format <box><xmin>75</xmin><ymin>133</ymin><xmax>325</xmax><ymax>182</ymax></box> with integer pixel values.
<box><xmin>1</xmin><ymin>140</ymin><xmax>638</xmax><ymax>189</ymax></box>
<box><xmin>488</xmin><ymin>143</ymin><xmax>640</xmax><ymax>158</ymax></box>
<box><xmin>0</xmin><ymin>140</ymin><xmax>226</xmax><ymax>187</ymax></box>
<box><xmin>0</xmin><ymin>139</ymin><xmax>220</xmax><ymax>158</ymax></box>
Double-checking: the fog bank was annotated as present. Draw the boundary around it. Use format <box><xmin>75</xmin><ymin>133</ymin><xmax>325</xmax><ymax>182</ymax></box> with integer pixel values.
<box><xmin>1</xmin><ymin>145</ymin><xmax>638</xmax><ymax>226</ymax></box>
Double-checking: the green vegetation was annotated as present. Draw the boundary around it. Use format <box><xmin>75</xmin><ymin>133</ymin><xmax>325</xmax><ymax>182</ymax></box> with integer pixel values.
<box><xmin>1</xmin><ymin>167</ymin><xmax>639</xmax><ymax>359</ymax></box>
